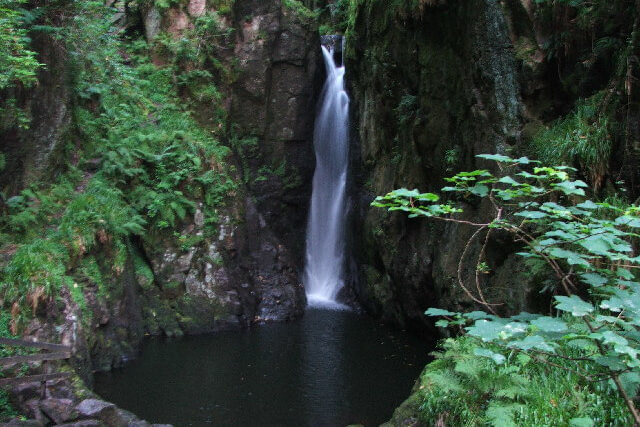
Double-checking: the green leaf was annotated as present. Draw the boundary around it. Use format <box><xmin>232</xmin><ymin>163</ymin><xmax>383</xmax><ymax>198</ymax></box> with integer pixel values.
<box><xmin>547</xmin><ymin>248</ymin><xmax>590</xmax><ymax>267</ymax></box>
<box><xmin>618</xmin><ymin>372</ymin><xmax>640</xmax><ymax>396</ymax></box>
<box><xmin>595</xmin><ymin>355</ymin><xmax>626</xmax><ymax>371</ymax></box>
<box><xmin>464</xmin><ymin>311</ymin><xmax>492</xmax><ymax>320</ymax></box>
<box><xmin>467</xmin><ymin>320</ymin><xmax>503</xmax><ymax>341</ymax></box>
<box><xmin>469</xmin><ymin>184</ymin><xmax>489</xmax><ymax>197</ymax></box>
<box><xmin>389</xmin><ymin>188</ymin><xmax>420</xmax><ymax>198</ymax></box>
<box><xmin>566</xmin><ymin>338</ymin><xmax>594</xmax><ymax>350</ymax></box>
<box><xmin>515</xmin><ymin>211</ymin><xmax>548</xmax><ymax>219</ymax></box>
<box><xmin>601</xmin><ymin>331</ymin><xmax>628</xmax><ymax>347</ymax></box>
<box><xmin>474</xmin><ymin>348</ymin><xmax>506</xmax><ymax>364</ymax></box>
<box><xmin>425</xmin><ymin>308</ymin><xmax>455</xmax><ymax>317</ymax></box>
<box><xmin>615</xmin><ymin>215</ymin><xmax>640</xmax><ymax>228</ymax></box>
<box><xmin>580</xmin><ymin>273</ymin><xmax>608</xmax><ymax>288</ymax></box>
<box><xmin>595</xmin><ymin>315</ymin><xmax>620</xmax><ymax>324</ymax></box>
<box><xmin>486</xmin><ymin>402</ymin><xmax>521</xmax><ymax>427</ymax></box>
<box><xmin>515</xmin><ymin>156</ymin><xmax>534</xmax><ymax>164</ymax></box>
<box><xmin>555</xmin><ymin>295</ymin><xmax>594</xmax><ymax>316</ymax></box>
<box><xmin>531</xmin><ymin>316</ymin><xmax>568</xmax><ymax>333</ymax></box>
<box><xmin>569</xmin><ymin>417</ymin><xmax>594</xmax><ymax>427</ymax></box>
<box><xmin>416</xmin><ymin>193</ymin><xmax>440</xmax><ymax>202</ymax></box>
<box><xmin>617</xmin><ymin>268</ymin><xmax>634</xmax><ymax>280</ymax></box>
<box><xmin>553</xmin><ymin>180</ymin><xmax>586</xmax><ymax>196</ymax></box>
<box><xmin>578</xmin><ymin>235</ymin><xmax>611</xmax><ymax>255</ymax></box>
<box><xmin>576</xmin><ymin>200</ymin><xmax>598</xmax><ymax>210</ymax></box>
<box><xmin>508</xmin><ymin>335</ymin><xmax>554</xmax><ymax>352</ymax></box>
<box><xmin>498</xmin><ymin>176</ymin><xmax>520</xmax><ymax>186</ymax></box>
<box><xmin>477</xmin><ymin>153</ymin><xmax>513</xmax><ymax>162</ymax></box>
<box><xmin>511</xmin><ymin>312</ymin><xmax>539</xmax><ymax>321</ymax></box>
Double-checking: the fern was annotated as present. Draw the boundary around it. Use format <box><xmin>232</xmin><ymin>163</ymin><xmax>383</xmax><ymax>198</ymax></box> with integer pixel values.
<box><xmin>417</xmin><ymin>337</ymin><xmax>630</xmax><ymax>426</ymax></box>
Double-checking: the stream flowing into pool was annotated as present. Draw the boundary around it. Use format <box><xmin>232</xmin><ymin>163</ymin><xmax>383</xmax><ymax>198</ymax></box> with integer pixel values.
<box><xmin>94</xmin><ymin>308</ymin><xmax>432</xmax><ymax>427</ymax></box>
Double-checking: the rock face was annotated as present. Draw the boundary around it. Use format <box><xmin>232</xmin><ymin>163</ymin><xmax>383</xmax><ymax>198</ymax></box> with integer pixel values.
<box><xmin>134</xmin><ymin>0</ymin><xmax>321</xmax><ymax>327</ymax></box>
<box><xmin>0</xmin><ymin>30</ymin><xmax>71</xmax><ymax>196</ymax></box>
<box><xmin>230</xmin><ymin>0</ymin><xmax>320</xmax><ymax>264</ymax></box>
<box><xmin>346</xmin><ymin>0</ymin><xmax>539</xmax><ymax>332</ymax></box>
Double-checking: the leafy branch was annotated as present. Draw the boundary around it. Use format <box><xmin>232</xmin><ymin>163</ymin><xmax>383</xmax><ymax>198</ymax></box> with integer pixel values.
<box><xmin>374</xmin><ymin>154</ymin><xmax>640</xmax><ymax>425</ymax></box>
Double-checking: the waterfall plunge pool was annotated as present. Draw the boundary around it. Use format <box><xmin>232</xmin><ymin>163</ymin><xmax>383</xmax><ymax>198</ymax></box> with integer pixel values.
<box><xmin>94</xmin><ymin>308</ymin><xmax>433</xmax><ymax>427</ymax></box>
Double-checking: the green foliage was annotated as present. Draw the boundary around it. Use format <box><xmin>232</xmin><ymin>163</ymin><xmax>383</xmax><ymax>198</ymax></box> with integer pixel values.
<box><xmin>534</xmin><ymin>0</ymin><xmax>633</xmax><ymax>73</ymax></box>
<box><xmin>0</xmin><ymin>0</ymin><xmax>42</xmax><ymax>90</ymax></box>
<box><xmin>2</xmin><ymin>239</ymin><xmax>72</xmax><ymax>308</ymax></box>
<box><xmin>419</xmin><ymin>337</ymin><xmax>629</xmax><ymax>426</ymax></box>
<box><xmin>78</xmin><ymin>256</ymin><xmax>107</xmax><ymax>296</ymax></box>
<box><xmin>152</xmin><ymin>10</ymin><xmax>234</xmax><ymax>94</ymax></box>
<box><xmin>0</xmin><ymin>388</ymin><xmax>19</xmax><ymax>421</ymax></box>
<box><xmin>0</xmin><ymin>1</ymin><xmax>235</xmax><ymax>325</ymax></box>
<box><xmin>210</xmin><ymin>0</ymin><xmax>235</xmax><ymax>16</ymax></box>
<box><xmin>154</xmin><ymin>0</ymin><xmax>181</xmax><ymax>10</ymax></box>
<box><xmin>375</xmin><ymin>154</ymin><xmax>640</xmax><ymax>424</ymax></box>
<box><xmin>132</xmin><ymin>252</ymin><xmax>154</xmax><ymax>290</ymax></box>
<box><xmin>395</xmin><ymin>94</ymin><xmax>418</xmax><ymax>125</ymax></box>
<box><xmin>316</xmin><ymin>0</ymin><xmax>353</xmax><ymax>34</ymax></box>
<box><xmin>0</xmin><ymin>0</ymin><xmax>44</xmax><ymax>129</ymax></box>
<box><xmin>531</xmin><ymin>93</ymin><xmax>612</xmax><ymax>190</ymax></box>
<box><xmin>282</xmin><ymin>0</ymin><xmax>318</xmax><ymax>20</ymax></box>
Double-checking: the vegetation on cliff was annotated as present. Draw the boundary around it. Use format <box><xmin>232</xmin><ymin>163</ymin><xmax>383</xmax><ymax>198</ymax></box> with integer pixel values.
<box><xmin>346</xmin><ymin>0</ymin><xmax>640</xmax><ymax>422</ymax></box>
<box><xmin>376</xmin><ymin>155</ymin><xmax>640</xmax><ymax>425</ymax></box>
<box><xmin>0</xmin><ymin>1</ymin><xmax>234</xmax><ymax>332</ymax></box>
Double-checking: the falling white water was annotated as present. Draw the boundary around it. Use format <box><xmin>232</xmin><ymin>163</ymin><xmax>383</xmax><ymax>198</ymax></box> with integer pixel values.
<box><xmin>304</xmin><ymin>45</ymin><xmax>350</xmax><ymax>309</ymax></box>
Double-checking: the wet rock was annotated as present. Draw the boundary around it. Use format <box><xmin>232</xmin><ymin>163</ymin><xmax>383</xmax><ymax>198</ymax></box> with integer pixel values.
<box><xmin>10</xmin><ymin>382</ymin><xmax>41</xmax><ymax>405</ymax></box>
<box><xmin>229</xmin><ymin>0</ymin><xmax>320</xmax><ymax>306</ymax></box>
<box><xmin>21</xmin><ymin>399</ymin><xmax>47</xmax><ymax>425</ymax></box>
<box><xmin>143</xmin><ymin>6</ymin><xmax>162</xmax><ymax>41</ymax></box>
<box><xmin>56</xmin><ymin>421</ymin><xmax>101</xmax><ymax>427</ymax></box>
<box><xmin>39</xmin><ymin>398</ymin><xmax>76</xmax><ymax>424</ymax></box>
<box><xmin>166</xmin><ymin>8</ymin><xmax>191</xmax><ymax>36</ymax></box>
<box><xmin>187</xmin><ymin>0</ymin><xmax>206</xmax><ymax>17</ymax></box>
<box><xmin>75</xmin><ymin>398</ymin><xmax>116</xmax><ymax>419</ymax></box>
<box><xmin>109</xmin><ymin>407</ymin><xmax>152</xmax><ymax>426</ymax></box>
<box><xmin>3</xmin><ymin>419</ymin><xmax>45</xmax><ymax>427</ymax></box>
<box><xmin>0</xmin><ymin>29</ymin><xmax>71</xmax><ymax>195</ymax></box>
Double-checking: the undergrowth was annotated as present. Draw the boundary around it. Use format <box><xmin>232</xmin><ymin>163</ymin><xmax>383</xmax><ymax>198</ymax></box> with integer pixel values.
<box><xmin>0</xmin><ymin>1</ymin><xmax>235</xmax><ymax>331</ymax></box>
<box><xmin>419</xmin><ymin>336</ymin><xmax>630</xmax><ymax>426</ymax></box>
<box><xmin>530</xmin><ymin>93</ymin><xmax>613</xmax><ymax>192</ymax></box>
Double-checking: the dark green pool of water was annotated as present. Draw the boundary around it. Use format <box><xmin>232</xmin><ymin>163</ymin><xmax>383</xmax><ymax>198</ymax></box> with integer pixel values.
<box><xmin>94</xmin><ymin>308</ymin><xmax>432</xmax><ymax>427</ymax></box>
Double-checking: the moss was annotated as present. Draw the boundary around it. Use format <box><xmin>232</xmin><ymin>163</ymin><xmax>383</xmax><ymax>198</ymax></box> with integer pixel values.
<box><xmin>380</xmin><ymin>377</ymin><xmax>426</xmax><ymax>427</ymax></box>
<box><xmin>142</xmin><ymin>295</ymin><xmax>187</xmax><ymax>337</ymax></box>
<box><xmin>210</xmin><ymin>0</ymin><xmax>235</xmax><ymax>15</ymax></box>
<box><xmin>282</xmin><ymin>0</ymin><xmax>318</xmax><ymax>21</ymax></box>
<box><xmin>132</xmin><ymin>252</ymin><xmax>155</xmax><ymax>291</ymax></box>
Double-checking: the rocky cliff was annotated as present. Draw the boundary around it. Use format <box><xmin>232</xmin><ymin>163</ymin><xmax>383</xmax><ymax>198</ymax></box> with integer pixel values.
<box><xmin>135</xmin><ymin>0</ymin><xmax>321</xmax><ymax>331</ymax></box>
<box><xmin>346</xmin><ymin>0</ymin><xmax>540</xmax><ymax>333</ymax></box>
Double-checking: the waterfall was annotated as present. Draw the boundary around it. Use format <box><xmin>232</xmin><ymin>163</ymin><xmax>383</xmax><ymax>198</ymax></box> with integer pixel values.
<box><xmin>303</xmin><ymin>45</ymin><xmax>350</xmax><ymax>309</ymax></box>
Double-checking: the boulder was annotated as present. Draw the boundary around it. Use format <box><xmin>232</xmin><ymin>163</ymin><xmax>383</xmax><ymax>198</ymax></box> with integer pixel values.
<box><xmin>75</xmin><ymin>398</ymin><xmax>117</xmax><ymax>419</ymax></box>
<box><xmin>56</xmin><ymin>421</ymin><xmax>101</xmax><ymax>427</ymax></box>
<box><xmin>3</xmin><ymin>420</ymin><xmax>45</xmax><ymax>427</ymax></box>
<box><xmin>39</xmin><ymin>398</ymin><xmax>76</xmax><ymax>424</ymax></box>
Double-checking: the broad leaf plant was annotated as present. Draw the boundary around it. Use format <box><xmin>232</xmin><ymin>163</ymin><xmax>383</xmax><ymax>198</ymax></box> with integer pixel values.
<box><xmin>373</xmin><ymin>154</ymin><xmax>640</xmax><ymax>425</ymax></box>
